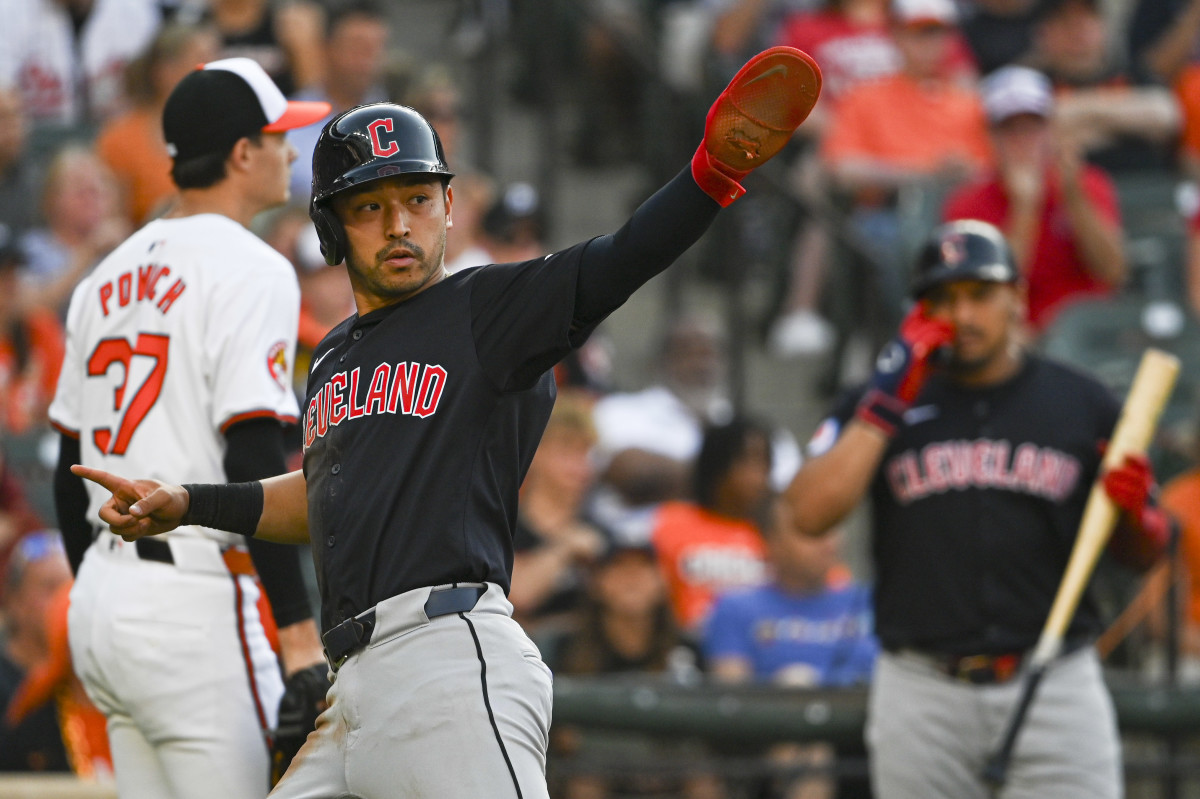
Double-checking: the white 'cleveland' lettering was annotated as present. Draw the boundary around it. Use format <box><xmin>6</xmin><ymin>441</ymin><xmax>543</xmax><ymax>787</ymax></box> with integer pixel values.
<box><xmin>886</xmin><ymin>439</ymin><xmax>1081</xmax><ymax>504</ymax></box>
<box><xmin>304</xmin><ymin>362</ymin><xmax>447</xmax><ymax>448</ymax></box>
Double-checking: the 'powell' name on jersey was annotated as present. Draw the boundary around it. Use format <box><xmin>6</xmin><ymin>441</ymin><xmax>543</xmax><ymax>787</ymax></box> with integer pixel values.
<box><xmin>303</xmin><ymin>361</ymin><xmax>447</xmax><ymax>449</ymax></box>
<box><xmin>886</xmin><ymin>438</ymin><xmax>1082</xmax><ymax>505</ymax></box>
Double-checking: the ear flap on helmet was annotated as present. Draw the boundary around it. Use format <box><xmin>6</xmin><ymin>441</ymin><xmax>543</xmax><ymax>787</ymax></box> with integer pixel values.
<box><xmin>311</xmin><ymin>205</ymin><xmax>347</xmax><ymax>266</ymax></box>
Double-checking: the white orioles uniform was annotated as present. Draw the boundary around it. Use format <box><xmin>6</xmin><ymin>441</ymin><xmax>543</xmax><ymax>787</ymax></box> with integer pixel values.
<box><xmin>49</xmin><ymin>213</ymin><xmax>300</xmax><ymax>799</ymax></box>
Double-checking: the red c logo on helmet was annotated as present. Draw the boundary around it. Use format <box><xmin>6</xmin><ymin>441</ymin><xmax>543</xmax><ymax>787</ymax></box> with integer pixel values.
<box><xmin>367</xmin><ymin>118</ymin><xmax>399</xmax><ymax>157</ymax></box>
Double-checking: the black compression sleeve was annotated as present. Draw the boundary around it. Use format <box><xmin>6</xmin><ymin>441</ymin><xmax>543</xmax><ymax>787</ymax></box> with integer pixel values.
<box><xmin>219</xmin><ymin>418</ymin><xmax>314</xmax><ymax>628</ymax></box>
<box><xmin>53</xmin><ymin>434</ymin><xmax>93</xmax><ymax>575</ymax></box>
<box><xmin>572</xmin><ymin>167</ymin><xmax>720</xmax><ymax>336</ymax></box>
<box><xmin>181</xmin><ymin>481</ymin><xmax>264</xmax><ymax>535</ymax></box>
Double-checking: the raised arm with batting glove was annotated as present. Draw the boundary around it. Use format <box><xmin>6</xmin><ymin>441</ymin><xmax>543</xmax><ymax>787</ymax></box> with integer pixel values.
<box><xmin>855</xmin><ymin>305</ymin><xmax>956</xmax><ymax>437</ymax></box>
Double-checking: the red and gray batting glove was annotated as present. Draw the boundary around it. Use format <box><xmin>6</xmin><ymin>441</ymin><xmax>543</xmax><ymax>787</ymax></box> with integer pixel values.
<box><xmin>1103</xmin><ymin>453</ymin><xmax>1173</xmax><ymax>569</ymax></box>
<box><xmin>692</xmin><ymin>46</ymin><xmax>822</xmax><ymax>206</ymax></box>
<box><xmin>855</xmin><ymin>305</ymin><xmax>955</xmax><ymax>437</ymax></box>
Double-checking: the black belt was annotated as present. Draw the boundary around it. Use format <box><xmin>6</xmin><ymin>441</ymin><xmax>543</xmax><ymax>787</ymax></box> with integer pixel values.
<box><xmin>893</xmin><ymin>638</ymin><xmax>1091</xmax><ymax>685</ymax></box>
<box><xmin>135</xmin><ymin>538</ymin><xmax>174</xmax><ymax>564</ymax></box>
<box><xmin>108</xmin><ymin>534</ymin><xmax>258</xmax><ymax>577</ymax></box>
<box><xmin>322</xmin><ymin>585</ymin><xmax>487</xmax><ymax>671</ymax></box>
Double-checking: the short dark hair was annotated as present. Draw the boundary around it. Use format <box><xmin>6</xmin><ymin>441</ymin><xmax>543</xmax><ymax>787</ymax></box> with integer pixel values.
<box><xmin>326</xmin><ymin>0</ymin><xmax>386</xmax><ymax>38</ymax></box>
<box><xmin>1035</xmin><ymin>0</ymin><xmax>1100</xmax><ymax>22</ymax></box>
<box><xmin>171</xmin><ymin>131</ymin><xmax>263</xmax><ymax>189</ymax></box>
<box><xmin>693</xmin><ymin>416</ymin><xmax>773</xmax><ymax>510</ymax></box>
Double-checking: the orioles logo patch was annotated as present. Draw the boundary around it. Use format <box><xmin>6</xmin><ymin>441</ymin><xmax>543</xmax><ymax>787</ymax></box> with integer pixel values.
<box><xmin>267</xmin><ymin>341</ymin><xmax>289</xmax><ymax>389</ymax></box>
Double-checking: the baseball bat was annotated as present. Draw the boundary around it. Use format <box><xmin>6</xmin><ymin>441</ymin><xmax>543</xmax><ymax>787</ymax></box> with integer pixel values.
<box><xmin>982</xmin><ymin>347</ymin><xmax>1180</xmax><ymax>788</ymax></box>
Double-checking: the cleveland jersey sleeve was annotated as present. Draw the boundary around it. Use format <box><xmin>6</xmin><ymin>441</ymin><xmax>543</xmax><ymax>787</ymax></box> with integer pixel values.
<box><xmin>205</xmin><ymin>266</ymin><xmax>302</xmax><ymax>432</ymax></box>
<box><xmin>467</xmin><ymin>247</ymin><xmax>585</xmax><ymax>392</ymax></box>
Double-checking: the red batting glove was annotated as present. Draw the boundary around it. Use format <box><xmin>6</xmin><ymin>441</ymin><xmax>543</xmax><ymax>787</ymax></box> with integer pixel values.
<box><xmin>1103</xmin><ymin>453</ymin><xmax>1172</xmax><ymax>570</ymax></box>
<box><xmin>692</xmin><ymin>46</ymin><xmax>822</xmax><ymax>206</ymax></box>
<box><xmin>855</xmin><ymin>305</ymin><xmax>955</xmax><ymax>437</ymax></box>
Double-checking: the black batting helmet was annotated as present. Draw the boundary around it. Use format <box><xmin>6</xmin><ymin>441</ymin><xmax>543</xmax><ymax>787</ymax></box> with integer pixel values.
<box><xmin>309</xmin><ymin>103</ymin><xmax>454</xmax><ymax>265</ymax></box>
<box><xmin>910</xmin><ymin>219</ymin><xmax>1019</xmax><ymax>298</ymax></box>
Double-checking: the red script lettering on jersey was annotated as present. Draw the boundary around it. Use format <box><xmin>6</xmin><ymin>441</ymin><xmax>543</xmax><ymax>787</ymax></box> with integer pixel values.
<box><xmin>303</xmin><ymin>361</ymin><xmax>447</xmax><ymax>449</ymax></box>
<box><xmin>97</xmin><ymin>264</ymin><xmax>186</xmax><ymax>317</ymax></box>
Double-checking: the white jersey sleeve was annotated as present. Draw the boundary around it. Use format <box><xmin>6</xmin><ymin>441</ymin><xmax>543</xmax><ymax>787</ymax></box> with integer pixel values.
<box><xmin>47</xmin><ymin>277</ymin><xmax>94</xmax><ymax>437</ymax></box>
<box><xmin>205</xmin><ymin>256</ymin><xmax>301</xmax><ymax>433</ymax></box>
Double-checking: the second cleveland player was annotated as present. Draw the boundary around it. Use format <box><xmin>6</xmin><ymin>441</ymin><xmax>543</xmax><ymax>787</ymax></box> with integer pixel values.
<box><xmin>786</xmin><ymin>220</ymin><xmax>1171</xmax><ymax>798</ymax></box>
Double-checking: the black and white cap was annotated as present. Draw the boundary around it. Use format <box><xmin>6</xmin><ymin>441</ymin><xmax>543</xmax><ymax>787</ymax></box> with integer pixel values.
<box><xmin>163</xmin><ymin>57</ymin><xmax>331</xmax><ymax>161</ymax></box>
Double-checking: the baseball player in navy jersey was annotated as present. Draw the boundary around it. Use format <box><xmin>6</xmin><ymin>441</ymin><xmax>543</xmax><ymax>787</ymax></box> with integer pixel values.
<box><xmin>68</xmin><ymin>46</ymin><xmax>822</xmax><ymax>799</ymax></box>
<box><xmin>49</xmin><ymin>59</ymin><xmax>331</xmax><ymax>798</ymax></box>
<box><xmin>785</xmin><ymin>219</ymin><xmax>1173</xmax><ymax>799</ymax></box>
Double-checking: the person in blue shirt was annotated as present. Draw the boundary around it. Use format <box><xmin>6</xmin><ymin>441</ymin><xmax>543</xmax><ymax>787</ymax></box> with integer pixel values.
<box><xmin>705</xmin><ymin>499</ymin><xmax>878</xmax><ymax>686</ymax></box>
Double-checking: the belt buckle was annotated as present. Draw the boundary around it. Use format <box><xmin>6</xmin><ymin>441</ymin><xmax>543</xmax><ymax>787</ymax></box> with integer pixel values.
<box><xmin>955</xmin><ymin>654</ymin><xmax>996</xmax><ymax>684</ymax></box>
<box><xmin>322</xmin><ymin>611</ymin><xmax>376</xmax><ymax>672</ymax></box>
<box><xmin>954</xmin><ymin>653</ymin><xmax>1021</xmax><ymax>684</ymax></box>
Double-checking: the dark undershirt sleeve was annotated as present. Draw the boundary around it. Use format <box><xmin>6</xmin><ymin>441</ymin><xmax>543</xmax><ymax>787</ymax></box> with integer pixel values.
<box><xmin>571</xmin><ymin>167</ymin><xmax>720</xmax><ymax>337</ymax></box>
<box><xmin>53</xmin><ymin>434</ymin><xmax>92</xmax><ymax>575</ymax></box>
<box><xmin>224</xmin><ymin>418</ymin><xmax>315</xmax><ymax>628</ymax></box>
<box><xmin>467</xmin><ymin>167</ymin><xmax>719</xmax><ymax>392</ymax></box>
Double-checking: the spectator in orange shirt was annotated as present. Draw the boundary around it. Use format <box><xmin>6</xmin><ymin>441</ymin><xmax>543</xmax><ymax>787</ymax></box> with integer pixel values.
<box><xmin>95</xmin><ymin>23</ymin><xmax>221</xmax><ymax>227</ymax></box>
<box><xmin>821</xmin><ymin>0</ymin><xmax>992</xmax><ymax>339</ymax></box>
<box><xmin>651</xmin><ymin>416</ymin><xmax>774</xmax><ymax>635</ymax></box>
<box><xmin>821</xmin><ymin>0</ymin><xmax>993</xmax><ymax>194</ymax></box>
<box><xmin>0</xmin><ymin>231</ymin><xmax>65</xmax><ymax>436</ymax></box>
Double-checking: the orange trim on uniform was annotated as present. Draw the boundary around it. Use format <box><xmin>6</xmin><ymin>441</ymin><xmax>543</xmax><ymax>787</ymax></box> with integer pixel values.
<box><xmin>49</xmin><ymin>420</ymin><xmax>80</xmax><ymax>439</ymax></box>
<box><xmin>231</xmin><ymin>574</ymin><xmax>272</xmax><ymax>740</ymax></box>
<box><xmin>222</xmin><ymin>547</ymin><xmax>258</xmax><ymax>578</ymax></box>
<box><xmin>219</xmin><ymin>409</ymin><xmax>300</xmax><ymax>434</ymax></box>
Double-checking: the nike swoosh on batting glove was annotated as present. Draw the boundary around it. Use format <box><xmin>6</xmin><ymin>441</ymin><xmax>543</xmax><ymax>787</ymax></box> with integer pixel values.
<box><xmin>692</xmin><ymin>46</ymin><xmax>822</xmax><ymax>206</ymax></box>
<box><xmin>856</xmin><ymin>305</ymin><xmax>955</xmax><ymax>437</ymax></box>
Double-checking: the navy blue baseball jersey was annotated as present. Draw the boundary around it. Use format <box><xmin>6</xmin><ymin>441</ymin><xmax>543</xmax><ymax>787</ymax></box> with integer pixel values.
<box><xmin>302</xmin><ymin>168</ymin><xmax>719</xmax><ymax>632</ymax></box>
<box><xmin>811</xmin><ymin>355</ymin><xmax>1120</xmax><ymax>655</ymax></box>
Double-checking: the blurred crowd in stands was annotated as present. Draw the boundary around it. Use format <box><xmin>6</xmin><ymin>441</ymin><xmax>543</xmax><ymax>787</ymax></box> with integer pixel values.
<box><xmin>5</xmin><ymin>0</ymin><xmax>1200</xmax><ymax>795</ymax></box>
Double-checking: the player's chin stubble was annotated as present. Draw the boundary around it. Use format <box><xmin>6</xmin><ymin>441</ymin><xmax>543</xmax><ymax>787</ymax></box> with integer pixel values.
<box><xmin>349</xmin><ymin>233</ymin><xmax>447</xmax><ymax>303</ymax></box>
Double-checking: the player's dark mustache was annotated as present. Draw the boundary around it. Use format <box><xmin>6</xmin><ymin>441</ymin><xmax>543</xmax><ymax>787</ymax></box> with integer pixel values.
<box><xmin>378</xmin><ymin>243</ymin><xmax>425</xmax><ymax>262</ymax></box>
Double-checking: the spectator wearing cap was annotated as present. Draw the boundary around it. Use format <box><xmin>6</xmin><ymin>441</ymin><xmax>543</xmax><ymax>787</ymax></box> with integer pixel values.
<box><xmin>481</xmin><ymin>182</ymin><xmax>548</xmax><ymax>265</ymax></box>
<box><xmin>1026</xmin><ymin>0</ymin><xmax>1181</xmax><ymax>175</ymax></box>
<box><xmin>942</xmin><ymin>65</ymin><xmax>1126</xmax><ymax>332</ymax></box>
<box><xmin>820</xmin><ymin>0</ymin><xmax>993</xmax><ymax>337</ymax></box>
<box><xmin>778</xmin><ymin>0</ymin><xmax>977</xmax><ymax>122</ymax></box>
<box><xmin>0</xmin><ymin>233</ymin><xmax>65</xmax><ymax>436</ymax></box>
